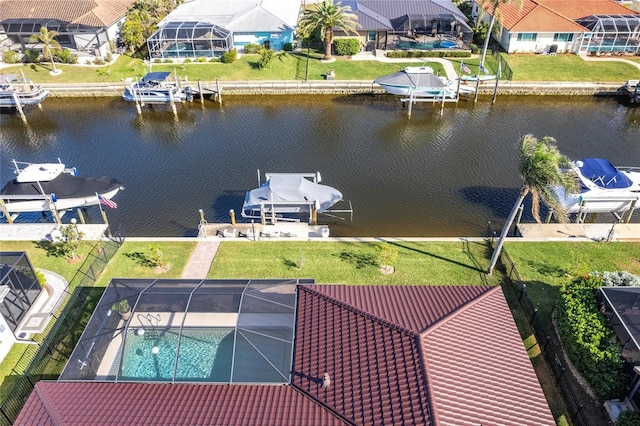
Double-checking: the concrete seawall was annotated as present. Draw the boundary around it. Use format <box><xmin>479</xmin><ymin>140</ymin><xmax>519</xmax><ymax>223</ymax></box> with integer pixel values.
<box><xmin>41</xmin><ymin>80</ymin><xmax>626</xmax><ymax>97</ymax></box>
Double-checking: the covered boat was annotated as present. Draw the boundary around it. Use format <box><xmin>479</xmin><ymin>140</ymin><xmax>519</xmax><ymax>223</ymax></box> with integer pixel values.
<box><xmin>1</xmin><ymin>160</ymin><xmax>123</xmax><ymax>219</ymax></box>
<box><xmin>122</xmin><ymin>72</ymin><xmax>193</xmax><ymax>104</ymax></box>
<box><xmin>241</xmin><ymin>172</ymin><xmax>348</xmax><ymax>223</ymax></box>
<box><xmin>0</xmin><ymin>74</ymin><xmax>49</xmax><ymax>108</ymax></box>
<box><xmin>555</xmin><ymin>158</ymin><xmax>640</xmax><ymax>216</ymax></box>
<box><xmin>374</xmin><ymin>66</ymin><xmax>470</xmax><ymax>98</ymax></box>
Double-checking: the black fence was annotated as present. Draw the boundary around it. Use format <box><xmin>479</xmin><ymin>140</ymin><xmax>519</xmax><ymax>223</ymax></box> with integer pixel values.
<box><xmin>0</xmin><ymin>232</ymin><xmax>124</xmax><ymax>425</ymax></box>
<box><xmin>499</xmin><ymin>247</ymin><xmax>591</xmax><ymax>426</ymax></box>
<box><xmin>493</xmin><ymin>51</ymin><xmax>513</xmax><ymax>81</ymax></box>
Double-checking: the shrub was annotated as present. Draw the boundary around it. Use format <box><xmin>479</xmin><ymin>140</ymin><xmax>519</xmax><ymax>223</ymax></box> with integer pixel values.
<box><xmin>558</xmin><ymin>273</ymin><xmax>627</xmax><ymax>400</ymax></box>
<box><xmin>595</xmin><ymin>271</ymin><xmax>640</xmax><ymax>287</ymax></box>
<box><xmin>243</xmin><ymin>43</ymin><xmax>262</xmax><ymax>54</ymax></box>
<box><xmin>23</xmin><ymin>49</ymin><xmax>41</xmax><ymax>63</ymax></box>
<box><xmin>184</xmin><ymin>58</ymin><xmax>192</xmax><ymax>63</ymax></box>
<box><xmin>2</xmin><ymin>50</ymin><xmax>20</xmax><ymax>64</ymax></box>
<box><xmin>154</xmin><ymin>58</ymin><xmax>162</xmax><ymax>63</ymax></box>
<box><xmin>35</xmin><ymin>269</ymin><xmax>46</xmax><ymax>287</ymax></box>
<box><xmin>283</xmin><ymin>42</ymin><xmax>294</xmax><ymax>52</ymax></box>
<box><xmin>376</xmin><ymin>243</ymin><xmax>398</xmax><ymax>267</ymax></box>
<box><xmin>163</xmin><ymin>59</ymin><xmax>173</xmax><ymax>63</ymax></box>
<box><xmin>50</xmin><ymin>48</ymin><xmax>78</xmax><ymax>64</ymax></box>
<box><xmin>617</xmin><ymin>410</ymin><xmax>640</xmax><ymax>426</ymax></box>
<box><xmin>257</xmin><ymin>48</ymin><xmax>273</xmax><ymax>69</ymax></box>
<box><xmin>93</xmin><ymin>57</ymin><xmax>105</xmax><ymax>65</ymax></box>
<box><xmin>222</xmin><ymin>49</ymin><xmax>237</xmax><ymax>64</ymax></box>
<box><xmin>334</xmin><ymin>38</ymin><xmax>360</xmax><ymax>56</ymax></box>
<box><xmin>385</xmin><ymin>50</ymin><xmax>471</xmax><ymax>59</ymax></box>
<box><xmin>470</xmin><ymin>44</ymin><xmax>479</xmax><ymax>54</ymax></box>
<box><xmin>197</xmin><ymin>57</ymin><xmax>207</xmax><ymax>62</ymax></box>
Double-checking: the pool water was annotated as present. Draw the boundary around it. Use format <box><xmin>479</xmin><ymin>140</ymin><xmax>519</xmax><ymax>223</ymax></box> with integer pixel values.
<box><xmin>120</xmin><ymin>328</ymin><xmax>234</xmax><ymax>382</ymax></box>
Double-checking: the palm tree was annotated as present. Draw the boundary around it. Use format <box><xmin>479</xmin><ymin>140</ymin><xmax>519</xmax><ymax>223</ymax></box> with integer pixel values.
<box><xmin>29</xmin><ymin>26</ymin><xmax>62</xmax><ymax>74</ymax></box>
<box><xmin>477</xmin><ymin>0</ymin><xmax>521</xmax><ymax>71</ymax></box>
<box><xmin>487</xmin><ymin>134</ymin><xmax>578</xmax><ymax>275</ymax></box>
<box><xmin>297</xmin><ymin>0</ymin><xmax>359</xmax><ymax>60</ymax></box>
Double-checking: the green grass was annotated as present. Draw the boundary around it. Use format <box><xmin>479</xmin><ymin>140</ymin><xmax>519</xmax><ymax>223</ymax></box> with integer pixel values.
<box><xmin>504</xmin><ymin>241</ymin><xmax>640</xmax><ymax>333</ymax></box>
<box><xmin>208</xmin><ymin>240</ymin><xmax>500</xmax><ymax>285</ymax></box>
<box><xmin>4</xmin><ymin>50</ymin><xmax>638</xmax><ymax>85</ymax></box>
<box><xmin>94</xmin><ymin>241</ymin><xmax>196</xmax><ymax>287</ymax></box>
<box><xmin>0</xmin><ymin>240</ymin><xmax>100</xmax><ymax>282</ymax></box>
<box><xmin>0</xmin><ymin>344</ymin><xmax>30</xmax><ymax>401</ymax></box>
<box><xmin>6</xmin><ymin>52</ymin><xmax>447</xmax><ymax>84</ymax></box>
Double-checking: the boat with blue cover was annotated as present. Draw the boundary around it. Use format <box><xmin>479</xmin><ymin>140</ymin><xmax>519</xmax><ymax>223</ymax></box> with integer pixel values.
<box><xmin>555</xmin><ymin>158</ymin><xmax>640</xmax><ymax>215</ymax></box>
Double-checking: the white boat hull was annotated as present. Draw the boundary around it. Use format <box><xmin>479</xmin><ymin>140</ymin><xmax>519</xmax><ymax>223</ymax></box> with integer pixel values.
<box><xmin>2</xmin><ymin>187</ymin><xmax>121</xmax><ymax>214</ymax></box>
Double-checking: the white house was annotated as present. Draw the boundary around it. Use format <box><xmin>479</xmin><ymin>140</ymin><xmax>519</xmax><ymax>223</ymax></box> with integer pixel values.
<box><xmin>473</xmin><ymin>0</ymin><xmax>640</xmax><ymax>55</ymax></box>
<box><xmin>148</xmin><ymin>0</ymin><xmax>302</xmax><ymax>59</ymax></box>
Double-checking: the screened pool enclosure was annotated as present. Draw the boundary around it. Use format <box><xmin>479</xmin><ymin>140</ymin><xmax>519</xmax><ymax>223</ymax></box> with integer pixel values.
<box><xmin>147</xmin><ymin>21</ymin><xmax>233</xmax><ymax>59</ymax></box>
<box><xmin>60</xmin><ymin>278</ymin><xmax>309</xmax><ymax>384</ymax></box>
<box><xmin>576</xmin><ymin>15</ymin><xmax>640</xmax><ymax>55</ymax></box>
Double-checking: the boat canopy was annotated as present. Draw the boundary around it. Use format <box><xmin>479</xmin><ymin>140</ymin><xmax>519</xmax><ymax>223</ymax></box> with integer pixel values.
<box><xmin>374</xmin><ymin>67</ymin><xmax>445</xmax><ymax>89</ymax></box>
<box><xmin>141</xmin><ymin>72</ymin><xmax>172</xmax><ymax>83</ymax></box>
<box><xmin>577</xmin><ymin>158</ymin><xmax>632</xmax><ymax>189</ymax></box>
<box><xmin>242</xmin><ymin>174</ymin><xmax>343</xmax><ymax>214</ymax></box>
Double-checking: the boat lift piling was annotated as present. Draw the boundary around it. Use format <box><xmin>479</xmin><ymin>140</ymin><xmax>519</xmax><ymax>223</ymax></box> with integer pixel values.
<box><xmin>216</xmin><ymin>79</ymin><xmax>222</xmax><ymax>105</ymax></box>
<box><xmin>76</xmin><ymin>208</ymin><xmax>86</xmax><ymax>224</ymax></box>
<box><xmin>198</xmin><ymin>80</ymin><xmax>204</xmax><ymax>106</ymax></box>
<box><xmin>12</xmin><ymin>92</ymin><xmax>27</xmax><ymax>123</ymax></box>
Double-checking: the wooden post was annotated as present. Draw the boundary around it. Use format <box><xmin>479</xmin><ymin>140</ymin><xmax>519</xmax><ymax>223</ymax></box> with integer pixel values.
<box><xmin>199</xmin><ymin>209</ymin><xmax>206</xmax><ymax>222</ymax></box>
<box><xmin>0</xmin><ymin>199</ymin><xmax>13</xmax><ymax>224</ymax></box>
<box><xmin>407</xmin><ymin>91</ymin><xmax>413</xmax><ymax>118</ymax></box>
<box><xmin>13</xmin><ymin>92</ymin><xmax>27</xmax><ymax>123</ymax></box>
<box><xmin>455</xmin><ymin>77</ymin><xmax>461</xmax><ymax>104</ymax></box>
<box><xmin>101</xmin><ymin>209</ymin><xmax>109</xmax><ymax>225</ymax></box>
<box><xmin>216</xmin><ymin>79</ymin><xmax>222</xmax><ymax>105</ymax></box>
<box><xmin>492</xmin><ymin>76</ymin><xmax>499</xmax><ymax>103</ymax></box>
<box><xmin>169</xmin><ymin>89</ymin><xmax>177</xmax><ymax>117</ymax></box>
<box><xmin>625</xmin><ymin>200</ymin><xmax>637</xmax><ymax>223</ymax></box>
<box><xmin>230</xmin><ymin>209</ymin><xmax>236</xmax><ymax>225</ymax></box>
<box><xmin>440</xmin><ymin>92</ymin><xmax>445</xmax><ymax>115</ymax></box>
<box><xmin>311</xmin><ymin>201</ymin><xmax>318</xmax><ymax>225</ymax></box>
<box><xmin>77</xmin><ymin>208</ymin><xmax>86</xmax><ymax>224</ymax></box>
<box><xmin>515</xmin><ymin>204</ymin><xmax>524</xmax><ymax>226</ymax></box>
<box><xmin>260</xmin><ymin>204</ymin><xmax>266</xmax><ymax>225</ymax></box>
<box><xmin>545</xmin><ymin>210</ymin><xmax>553</xmax><ymax>224</ymax></box>
<box><xmin>473</xmin><ymin>78</ymin><xmax>480</xmax><ymax>103</ymax></box>
<box><xmin>198</xmin><ymin>79</ymin><xmax>204</xmax><ymax>105</ymax></box>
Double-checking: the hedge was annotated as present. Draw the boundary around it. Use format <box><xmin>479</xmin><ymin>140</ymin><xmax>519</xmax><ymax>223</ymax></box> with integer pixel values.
<box><xmin>385</xmin><ymin>50</ymin><xmax>471</xmax><ymax>58</ymax></box>
<box><xmin>558</xmin><ymin>273</ymin><xmax>628</xmax><ymax>400</ymax></box>
<box><xmin>334</xmin><ymin>38</ymin><xmax>360</xmax><ymax>56</ymax></box>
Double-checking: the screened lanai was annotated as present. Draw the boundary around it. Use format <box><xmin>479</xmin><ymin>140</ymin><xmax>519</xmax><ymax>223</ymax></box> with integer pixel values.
<box><xmin>147</xmin><ymin>21</ymin><xmax>233</xmax><ymax>59</ymax></box>
<box><xmin>576</xmin><ymin>15</ymin><xmax>640</xmax><ymax>55</ymax></box>
<box><xmin>60</xmin><ymin>278</ymin><xmax>308</xmax><ymax>384</ymax></box>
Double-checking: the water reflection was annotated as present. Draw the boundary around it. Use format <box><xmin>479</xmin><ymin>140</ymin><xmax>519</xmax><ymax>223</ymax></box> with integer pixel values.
<box><xmin>1</xmin><ymin>95</ymin><xmax>638</xmax><ymax>237</ymax></box>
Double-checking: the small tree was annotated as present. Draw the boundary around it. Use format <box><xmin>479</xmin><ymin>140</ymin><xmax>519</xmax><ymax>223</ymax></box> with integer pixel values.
<box><xmin>57</xmin><ymin>221</ymin><xmax>84</xmax><ymax>259</ymax></box>
<box><xmin>377</xmin><ymin>243</ymin><xmax>399</xmax><ymax>274</ymax></box>
<box><xmin>29</xmin><ymin>26</ymin><xmax>62</xmax><ymax>74</ymax></box>
<box><xmin>148</xmin><ymin>244</ymin><xmax>165</xmax><ymax>268</ymax></box>
<box><xmin>257</xmin><ymin>48</ymin><xmax>274</xmax><ymax>69</ymax></box>
<box><xmin>297</xmin><ymin>0</ymin><xmax>359</xmax><ymax>60</ymax></box>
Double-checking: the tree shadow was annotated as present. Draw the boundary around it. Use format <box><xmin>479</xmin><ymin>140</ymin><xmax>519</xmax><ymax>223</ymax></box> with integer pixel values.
<box><xmin>336</xmin><ymin>250</ymin><xmax>378</xmax><ymax>269</ymax></box>
<box><xmin>123</xmin><ymin>251</ymin><xmax>155</xmax><ymax>268</ymax></box>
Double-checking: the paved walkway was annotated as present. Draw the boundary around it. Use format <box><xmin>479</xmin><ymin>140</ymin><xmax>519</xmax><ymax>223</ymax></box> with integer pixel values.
<box><xmin>181</xmin><ymin>239</ymin><xmax>220</xmax><ymax>279</ymax></box>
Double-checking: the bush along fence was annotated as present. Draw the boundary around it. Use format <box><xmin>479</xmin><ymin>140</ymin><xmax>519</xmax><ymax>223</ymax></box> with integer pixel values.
<box><xmin>499</xmin><ymin>248</ymin><xmax>591</xmax><ymax>426</ymax></box>
<box><xmin>0</xmin><ymin>232</ymin><xmax>124</xmax><ymax>426</ymax></box>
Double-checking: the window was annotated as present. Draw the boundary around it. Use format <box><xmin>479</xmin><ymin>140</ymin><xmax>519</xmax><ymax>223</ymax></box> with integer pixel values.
<box><xmin>553</xmin><ymin>33</ymin><xmax>574</xmax><ymax>42</ymax></box>
<box><xmin>517</xmin><ymin>33</ymin><xmax>537</xmax><ymax>42</ymax></box>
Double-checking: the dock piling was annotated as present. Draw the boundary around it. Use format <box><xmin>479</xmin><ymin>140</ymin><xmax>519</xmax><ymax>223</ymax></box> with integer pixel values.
<box><xmin>12</xmin><ymin>92</ymin><xmax>27</xmax><ymax>123</ymax></box>
<box><xmin>198</xmin><ymin>80</ymin><xmax>204</xmax><ymax>106</ymax></box>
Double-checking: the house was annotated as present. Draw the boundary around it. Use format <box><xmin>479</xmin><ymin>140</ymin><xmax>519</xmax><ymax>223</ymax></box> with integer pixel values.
<box><xmin>147</xmin><ymin>0</ymin><xmax>301</xmax><ymax>59</ymax></box>
<box><xmin>0</xmin><ymin>252</ymin><xmax>68</xmax><ymax>363</ymax></box>
<box><xmin>333</xmin><ymin>0</ymin><xmax>475</xmax><ymax>52</ymax></box>
<box><xmin>15</xmin><ymin>279</ymin><xmax>556</xmax><ymax>425</ymax></box>
<box><xmin>0</xmin><ymin>0</ymin><xmax>135</xmax><ymax>58</ymax></box>
<box><xmin>472</xmin><ymin>0</ymin><xmax>640</xmax><ymax>55</ymax></box>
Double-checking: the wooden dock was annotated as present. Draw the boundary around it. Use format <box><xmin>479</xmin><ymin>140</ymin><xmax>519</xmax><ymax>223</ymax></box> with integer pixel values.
<box><xmin>516</xmin><ymin>223</ymin><xmax>640</xmax><ymax>242</ymax></box>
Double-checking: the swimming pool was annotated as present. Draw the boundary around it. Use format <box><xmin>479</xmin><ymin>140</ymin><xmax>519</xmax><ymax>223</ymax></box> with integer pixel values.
<box><xmin>120</xmin><ymin>327</ymin><xmax>234</xmax><ymax>382</ymax></box>
<box><xmin>397</xmin><ymin>39</ymin><xmax>457</xmax><ymax>50</ymax></box>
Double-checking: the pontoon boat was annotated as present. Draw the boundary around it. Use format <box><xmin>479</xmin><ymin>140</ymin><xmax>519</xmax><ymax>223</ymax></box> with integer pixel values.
<box><xmin>122</xmin><ymin>72</ymin><xmax>193</xmax><ymax>104</ymax></box>
<box><xmin>0</xmin><ymin>74</ymin><xmax>49</xmax><ymax>108</ymax></box>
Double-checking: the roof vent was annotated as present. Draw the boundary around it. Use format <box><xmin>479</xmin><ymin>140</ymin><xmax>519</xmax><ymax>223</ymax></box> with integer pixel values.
<box><xmin>321</xmin><ymin>372</ymin><xmax>331</xmax><ymax>388</ymax></box>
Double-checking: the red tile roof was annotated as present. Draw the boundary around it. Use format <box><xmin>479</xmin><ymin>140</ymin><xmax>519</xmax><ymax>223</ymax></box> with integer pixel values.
<box><xmin>15</xmin><ymin>382</ymin><xmax>348</xmax><ymax>426</ymax></box>
<box><xmin>476</xmin><ymin>0</ymin><xmax>637</xmax><ymax>32</ymax></box>
<box><xmin>16</xmin><ymin>285</ymin><xmax>555</xmax><ymax>426</ymax></box>
<box><xmin>0</xmin><ymin>0</ymin><xmax>135</xmax><ymax>27</ymax></box>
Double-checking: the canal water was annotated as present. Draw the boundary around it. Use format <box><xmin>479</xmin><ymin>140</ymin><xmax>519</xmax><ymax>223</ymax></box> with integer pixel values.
<box><xmin>1</xmin><ymin>95</ymin><xmax>639</xmax><ymax>237</ymax></box>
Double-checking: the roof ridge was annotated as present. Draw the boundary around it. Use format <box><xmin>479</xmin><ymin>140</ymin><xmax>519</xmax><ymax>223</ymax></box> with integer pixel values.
<box><xmin>34</xmin><ymin>382</ymin><xmax>61</xmax><ymax>426</ymax></box>
<box><xmin>420</xmin><ymin>286</ymin><xmax>498</xmax><ymax>337</ymax></box>
<box><xmin>290</xmin><ymin>383</ymin><xmax>356</xmax><ymax>426</ymax></box>
<box><xmin>300</xmin><ymin>285</ymin><xmax>418</xmax><ymax>337</ymax></box>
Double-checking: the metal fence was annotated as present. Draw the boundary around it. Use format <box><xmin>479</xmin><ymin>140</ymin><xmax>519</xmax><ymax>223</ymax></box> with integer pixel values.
<box><xmin>0</xmin><ymin>232</ymin><xmax>124</xmax><ymax>425</ymax></box>
<box><xmin>500</xmin><ymin>248</ymin><xmax>591</xmax><ymax>426</ymax></box>
<box><xmin>493</xmin><ymin>51</ymin><xmax>513</xmax><ymax>81</ymax></box>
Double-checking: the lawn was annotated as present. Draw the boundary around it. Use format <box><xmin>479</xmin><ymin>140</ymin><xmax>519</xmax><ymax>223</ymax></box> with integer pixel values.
<box><xmin>207</xmin><ymin>240</ymin><xmax>499</xmax><ymax>285</ymax></box>
<box><xmin>4</xmin><ymin>50</ymin><xmax>638</xmax><ymax>85</ymax></box>
<box><xmin>503</xmin><ymin>241</ymin><xmax>640</xmax><ymax>333</ymax></box>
